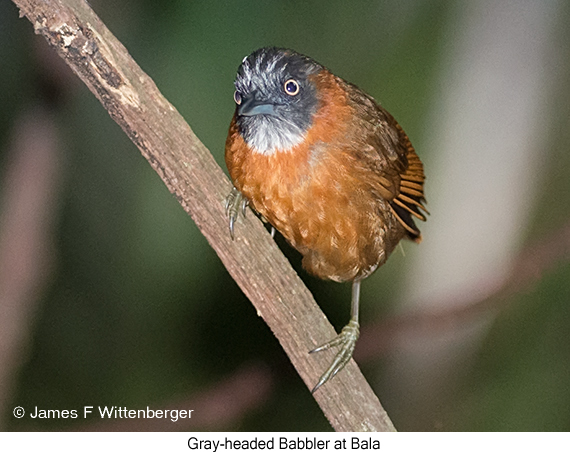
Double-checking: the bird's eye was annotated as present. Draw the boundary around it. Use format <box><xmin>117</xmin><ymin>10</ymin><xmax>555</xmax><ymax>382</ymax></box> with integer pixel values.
<box><xmin>233</xmin><ymin>91</ymin><xmax>242</xmax><ymax>105</ymax></box>
<box><xmin>284</xmin><ymin>79</ymin><xmax>300</xmax><ymax>96</ymax></box>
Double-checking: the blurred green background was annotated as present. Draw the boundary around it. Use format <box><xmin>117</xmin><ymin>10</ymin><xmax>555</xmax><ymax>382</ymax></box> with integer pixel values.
<box><xmin>0</xmin><ymin>0</ymin><xmax>569</xmax><ymax>431</ymax></box>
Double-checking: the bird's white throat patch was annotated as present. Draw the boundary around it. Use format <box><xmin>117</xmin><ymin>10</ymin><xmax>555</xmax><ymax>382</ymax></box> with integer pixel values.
<box><xmin>245</xmin><ymin>117</ymin><xmax>306</xmax><ymax>155</ymax></box>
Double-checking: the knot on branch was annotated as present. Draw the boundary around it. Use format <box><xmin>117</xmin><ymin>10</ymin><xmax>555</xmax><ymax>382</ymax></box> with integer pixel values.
<box><xmin>31</xmin><ymin>8</ymin><xmax>140</xmax><ymax>109</ymax></box>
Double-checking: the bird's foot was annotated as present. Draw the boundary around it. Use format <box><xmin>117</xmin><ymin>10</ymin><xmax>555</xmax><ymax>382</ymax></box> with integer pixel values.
<box><xmin>225</xmin><ymin>187</ymin><xmax>249</xmax><ymax>239</ymax></box>
<box><xmin>309</xmin><ymin>318</ymin><xmax>360</xmax><ymax>393</ymax></box>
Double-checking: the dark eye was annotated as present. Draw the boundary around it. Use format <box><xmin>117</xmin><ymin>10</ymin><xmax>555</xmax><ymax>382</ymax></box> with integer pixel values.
<box><xmin>233</xmin><ymin>91</ymin><xmax>242</xmax><ymax>105</ymax></box>
<box><xmin>284</xmin><ymin>79</ymin><xmax>300</xmax><ymax>96</ymax></box>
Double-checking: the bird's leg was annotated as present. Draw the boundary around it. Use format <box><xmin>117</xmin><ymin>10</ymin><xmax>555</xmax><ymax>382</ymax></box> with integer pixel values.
<box><xmin>226</xmin><ymin>187</ymin><xmax>277</xmax><ymax>239</ymax></box>
<box><xmin>225</xmin><ymin>186</ymin><xmax>249</xmax><ymax>239</ymax></box>
<box><xmin>309</xmin><ymin>279</ymin><xmax>361</xmax><ymax>393</ymax></box>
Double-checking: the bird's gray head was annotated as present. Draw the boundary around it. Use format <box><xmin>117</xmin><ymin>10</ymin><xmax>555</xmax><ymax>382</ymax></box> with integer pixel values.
<box><xmin>233</xmin><ymin>47</ymin><xmax>322</xmax><ymax>155</ymax></box>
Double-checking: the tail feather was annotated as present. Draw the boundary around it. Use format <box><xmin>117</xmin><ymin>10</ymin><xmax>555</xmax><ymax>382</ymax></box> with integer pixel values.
<box><xmin>390</xmin><ymin>125</ymin><xmax>428</xmax><ymax>242</ymax></box>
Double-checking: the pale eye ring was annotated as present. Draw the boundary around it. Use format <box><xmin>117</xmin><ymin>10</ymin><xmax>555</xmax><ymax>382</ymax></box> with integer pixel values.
<box><xmin>284</xmin><ymin>79</ymin><xmax>300</xmax><ymax>96</ymax></box>
<box><xmin>233</xmin><ymin>91</ymin><xmax>242</xmax><ymax>105</ymax></box>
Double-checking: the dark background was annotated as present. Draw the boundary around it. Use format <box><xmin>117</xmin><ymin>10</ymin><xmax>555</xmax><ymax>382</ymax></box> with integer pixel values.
<box><xmin>0</xmin><ymin>0</ymin><xmax>569</xmax><ymax>431</ymax></box>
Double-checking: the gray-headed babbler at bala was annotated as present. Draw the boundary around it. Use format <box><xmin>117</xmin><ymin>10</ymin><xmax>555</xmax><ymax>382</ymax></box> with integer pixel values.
<box><xmin>225</xmin><ymin>47</ymin><xmax>427</xmax><ymax>392</ymax></box>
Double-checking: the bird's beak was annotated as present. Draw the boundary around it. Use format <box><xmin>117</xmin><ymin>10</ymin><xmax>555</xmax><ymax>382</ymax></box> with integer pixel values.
<box><xmin>238</xmin><ymin>95</ymin><xmax>277</xmax><ymax>117</ymax></box>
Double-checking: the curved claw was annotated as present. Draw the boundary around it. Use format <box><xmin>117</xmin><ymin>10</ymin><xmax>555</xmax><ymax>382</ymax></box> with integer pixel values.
<box><xmin>225</xmin><ymin>187</ymin><xmax>249</xmax><ymax>239</ymax></box>
<box><xmin>310</xmin><ymin>319</ymin><xmax>360</xmax><ymax>393</ymax></box>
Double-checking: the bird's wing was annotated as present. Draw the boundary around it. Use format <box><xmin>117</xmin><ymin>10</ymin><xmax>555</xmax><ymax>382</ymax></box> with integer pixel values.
<box><xmin>346</xmin><ymin>85</ymin><xmax>428</xmax><ymax>241</ymax></box>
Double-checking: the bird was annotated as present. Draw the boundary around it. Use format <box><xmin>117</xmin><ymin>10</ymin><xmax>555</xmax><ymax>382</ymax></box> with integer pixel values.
<box><xmin>224</xmin><ymin>47</ymin><xmax>427</xmax><ymax>393</ymax></box>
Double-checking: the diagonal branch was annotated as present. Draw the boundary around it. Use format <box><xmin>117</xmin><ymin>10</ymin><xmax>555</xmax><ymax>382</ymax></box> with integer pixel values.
<box><xmin>11</xmin><ymin>0</ymin><xmax>395</xmax><ymax>431</ymax></box>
